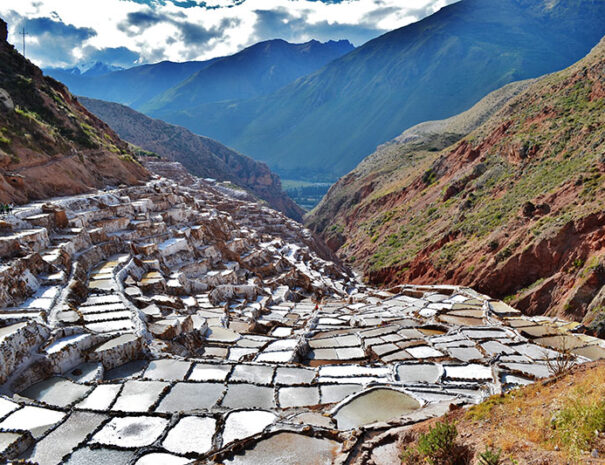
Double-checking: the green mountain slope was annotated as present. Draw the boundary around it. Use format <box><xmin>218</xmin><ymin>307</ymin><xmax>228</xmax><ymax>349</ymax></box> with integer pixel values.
<box><xmin>308</xmin><ymin>36</ymin><xmax>605</xmax><ymax>334</ymax></box>
<box><xmin>142</xmin><ymin>39</ymin><xmax>354</xmax><ymax>113</ymax></box>
<box><xmin>148</xmin><ymin>0</ymin><xmax>605</xmax><ymax>181</ymax></box>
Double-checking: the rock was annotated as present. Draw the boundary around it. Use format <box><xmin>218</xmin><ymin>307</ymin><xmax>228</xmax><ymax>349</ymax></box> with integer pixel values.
<box><xmin>0</xmin><ymin>89</ymin><xmax>13</xmax><ymax>112</ymax></box>
<box><xmin>522</xmin><ymin>201</ymin><xmax>536</xmax><ymax>217</ymax></box>
<box><xmin>0</xmin><ymin>20</ymin><xmax>6</xmax><ymax>43</ymax></box>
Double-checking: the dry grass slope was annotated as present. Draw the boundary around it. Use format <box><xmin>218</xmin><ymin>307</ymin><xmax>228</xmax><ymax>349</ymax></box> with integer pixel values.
<box><xmin>398</xmin><ymin>361</ymin><xmax>605</xmax><ymax>464</ymax></box>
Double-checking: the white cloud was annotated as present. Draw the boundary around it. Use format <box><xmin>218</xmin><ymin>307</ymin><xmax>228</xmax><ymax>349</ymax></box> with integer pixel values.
<box><xmin>0</xmin><ymin>0</ymin><xmax>458</xmax><ymax>67</ymax></box>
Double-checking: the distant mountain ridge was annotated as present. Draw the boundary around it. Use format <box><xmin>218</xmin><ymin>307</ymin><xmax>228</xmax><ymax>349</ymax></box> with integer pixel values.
<box><xmin>46</xmin><ymin>61</ymin><xmax>125</xmax><ymax>78</ymax></box>
<box><xmin>44</xmin><ymin>38</ymin><xmax>354</xmax><ymax>112</ymax></box>
<box><xmin>145</xmin><ymin>0</ymin><xmax>605</xmax><ymax>182</ymax></box>
<box><xmin>142</xmin><ymin>39</ymin><xmax>355</xmax><ymax>112</ymax></box>
<box><xmin>44</xmin><ymin>59</ymin><xmax>218</xmax><ymax>109</ymax></box>
<box><xmin>80</xmin><ymin>97</ymin><xmax>305</xmax><ymax>222</ymax></box>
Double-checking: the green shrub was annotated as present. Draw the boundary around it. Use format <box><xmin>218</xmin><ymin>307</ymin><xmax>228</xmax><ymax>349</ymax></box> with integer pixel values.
<box><xmin>401</xmin><ymin>420</ymin><xmax>471</xmax><ymax>465</ymax></box>
<box><xmin>422</xmin><ymin>168</ymin><xmax>437</xmax><ymax>185</ymax></box>
<box><xmin>477</xmin><ymin>446</ymin><xmax>502</xmax><ymax>465</ymax></box>
<box><xmin>418</xmin><ymin>420</ymin><xmax>458</xmax><ymax>458</ymax></box>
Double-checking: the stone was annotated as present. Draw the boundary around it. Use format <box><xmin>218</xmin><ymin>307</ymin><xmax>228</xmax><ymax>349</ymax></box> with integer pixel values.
<box><xmin>0</xmin><ymin>89</ymin><xmax>14</xmax><ymax>112</ymax></box>
<box><xmin>0</xmin><ymin>20</ymin><xmax>7</xmax><ymax>42</ymax></box>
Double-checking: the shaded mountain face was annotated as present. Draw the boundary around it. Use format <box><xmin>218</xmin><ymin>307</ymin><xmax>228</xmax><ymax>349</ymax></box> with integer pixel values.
<box><xmin>0</xmin><ymin>19</ymin><xmax>148</xmax><ymax>204</ymax></box>
<box><xmin>306</xmin><ymin>78</ymin><xmax>535</xmax><ymax>243</ymax></box>
<box><xmin>44</xmin><ymin>38</ymin><xmax>354</xmax><ymax>113</ymax></box>
<box><xmin>44</xmin><ymin>59</ymin><xmax>217</xmax><ymax>109</ymax></box>
<box><xmin>145</xmin><ymin>0</ymin><xmax>605</xmax><ymax>182</ymax></box>
<box><xmin>141</xmin><ymin>39</ymin><xmax>355</xmax><ymax>113</ymax></box>
<box><xmin>80</xmin><ymin>97</ymin><xmax>305</xmax><ymax>222</ymax></box>
<box><xmin>308</xmin><ymin>36</ymin><xmax>605</xmax><ymax>333</ymax></box>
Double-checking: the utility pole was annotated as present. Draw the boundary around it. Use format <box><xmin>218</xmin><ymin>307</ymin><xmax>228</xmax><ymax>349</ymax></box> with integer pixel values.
<box><xmin>20</xmin><ymin>27</ymin><xmax>28</xmax><ymax>59</ymax></box>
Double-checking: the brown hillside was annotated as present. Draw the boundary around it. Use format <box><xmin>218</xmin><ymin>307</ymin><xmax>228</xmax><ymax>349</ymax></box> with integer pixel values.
<box><xmin>0</xmin><ymin>18</ymin><xmax>148</xmax><ymax>204</ymax></box>
<box><xmin>79</xmin><ymin>97</ymin><xmax>304</xmax><ymax>221</ymax></box>
<box><xmin>308</xmin><ymin>37</ymin><xmax>605</xmax><ymax>335</ymax></box>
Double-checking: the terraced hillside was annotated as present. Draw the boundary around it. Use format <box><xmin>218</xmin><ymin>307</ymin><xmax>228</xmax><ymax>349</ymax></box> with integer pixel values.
<box><xmin>309</xmin><ymin>37</ymin><xmax>605</xmax><ymax>335</ymax></box>
<box><xmin>0</xmin><ymin>171</ymin><xmax>603</xmax><ymax>464</ymax></box>
<box><xmin>0</xmin><ymin>19</ymin><xmax>148</xmax><ymax>204</ymax></box>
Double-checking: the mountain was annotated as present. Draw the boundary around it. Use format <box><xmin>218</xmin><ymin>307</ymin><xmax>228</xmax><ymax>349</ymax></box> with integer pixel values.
<box><xmin>44</xmin><ymin>59</ymin><xmax>218</xmax><ymax>109</ymax></box>
<box><xmin>145</xmin><ymin>0</ymin><xmax>605</xmax><ymax>182</ymax></box>
<box><xmin>308</xmin><ymin>36</ymin><xmax>605</xmax><ymax>334</ymax></box>
<box><xmin>79</xmin><ymin>97</ymin><xmax>305</xmax><ymax>221</ymax></box>
<box><xmin>142</xmin><ymin>39</ymin><xmax>354</xmax><ymax>113</ymax></box>
<box><xmin>45</xmin><ymin>62</ymin><xmax>124</xmax><ymax>80</ymax></box>
<box><xmin>0</xmin><ymin>19</ymin><xmax>148</xmax><ymax>204</ymax></box>
<box><xmin>44</xmin><ymin>38</ymin><xmax>354</xmax><ymax>113</ymax></box>
<box><xmin>306</xmin><ymin>78</ymin><xmax>534</xmax><ymax>243</ymax></box>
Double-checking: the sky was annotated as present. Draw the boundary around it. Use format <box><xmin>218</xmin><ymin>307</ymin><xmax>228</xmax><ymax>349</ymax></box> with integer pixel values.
<box><xmin>0</xmin><ymin>0</ymin><xmax>457</xmax><ymax>69</ymax></box>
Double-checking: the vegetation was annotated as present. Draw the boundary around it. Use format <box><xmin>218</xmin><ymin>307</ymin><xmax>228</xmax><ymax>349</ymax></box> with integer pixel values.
<box><xmin>477</xmin><ymin>447</ymin><xmax>502</xmax><ymax>465</ymax></box>
<box><xmin>462</xmin><ymin>363</ymin><xmax>605</xmax><ymax>463</ymax></box>
<box><xmin>139</xmin><ymin>0</ymin><xmax>605</xmax><ymax>182</ymax></box>
<box><xmin>131</xmin><ymin>146</ymin><xmax>160</xmax><ymax>159</ymax></box>
<box><xmin>306</xmin><ymin>33</ymin><xmax>605</xmax><ymax>326</ymax></box>
<box><xmin>551</xmin><ymin>395</ymin><xmax>605</xmax><ymax>458</ymax></box>
<box><xmin>0</xmin><ymin>25</ymin><xmax>148</xmax><ymax>203</ymax></box>
<box><xmin>282</xmin><ymin>179</ymin><xmax>332</xmax><ymax>210</ymax></box>
<box><xmin>401</xmin><ymin>420</ymin><xmax>472</xmax><ymax>465</ymax></box>
<box><xmin>546</xmin><ymin>338</ymin><xmax>577</xmax><ymax>377</ymax></box>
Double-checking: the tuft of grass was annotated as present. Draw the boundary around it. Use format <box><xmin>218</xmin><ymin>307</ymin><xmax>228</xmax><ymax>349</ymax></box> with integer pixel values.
<box><xmin>118</xmin><ymin>153</ymin><xmax>141</xmax><ymax>165</ymax></box>
<box><xmin>551</xmin><ymin>395</ymin><xmax>605</xmax><ymax>459</ymax></box>
<box><xmin>467</xmin><ymin>395</ymin><xmax>506</xmax><ymax>422</ymax></box>
<box><xmin>329</xmin><ymin>224</ymin><xmax>344</xmax><ymax>234</ymax></box>
<box><xmin>477</xmin><ymin>446</ymin><xmax>502</xmax><ymax>465</ymax></box>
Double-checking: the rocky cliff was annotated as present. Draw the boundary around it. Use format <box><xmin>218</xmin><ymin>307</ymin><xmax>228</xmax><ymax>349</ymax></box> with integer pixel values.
<box><xmin>0</xmin><ymin>19</ymin><xmax>149</xmax><ymax>204</ymax></box>
<box><xmin>80</xmin><ymin>97</ymin><xmax>304</xmax><ymax>222</ymax></box>
<box><xmin>308</xmin><ymin>37</ymin><xmax>605</xmax><ymax>335</ymax></box>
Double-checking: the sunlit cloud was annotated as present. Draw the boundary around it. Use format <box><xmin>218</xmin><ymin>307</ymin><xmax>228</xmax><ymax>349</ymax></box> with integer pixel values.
<box><xmin>0</xmin><ymin>0</ymin><xmax>458</xmax><ymax>68</ymax></box>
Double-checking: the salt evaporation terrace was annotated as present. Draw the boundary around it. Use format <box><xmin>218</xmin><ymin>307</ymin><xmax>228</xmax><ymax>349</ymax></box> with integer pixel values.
<box><xmin>0</xmin><ymin>175</ymin><xmax>603</xmax><ymax>465</ymax></box>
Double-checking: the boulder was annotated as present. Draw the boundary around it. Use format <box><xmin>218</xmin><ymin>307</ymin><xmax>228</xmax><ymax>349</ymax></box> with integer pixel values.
<box><xmin>0</xmin><ymin>89</ymin><xmax>14</xmax><ymax>112</ymax></box>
